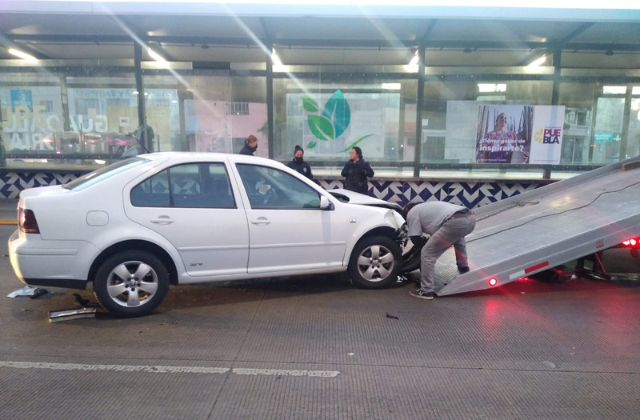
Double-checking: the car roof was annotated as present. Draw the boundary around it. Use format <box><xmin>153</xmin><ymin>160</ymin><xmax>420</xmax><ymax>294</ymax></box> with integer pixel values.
<box><xmin>137</xmin><ymin>152</ymin><xmax>285</xmax><ymax>168</ymax></box>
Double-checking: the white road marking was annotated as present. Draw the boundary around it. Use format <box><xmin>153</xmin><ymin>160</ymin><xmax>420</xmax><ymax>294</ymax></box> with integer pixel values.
<box><xmin>0</xmin><ymin>361</ymin><xmax>229</xmax><ymax>374</ymax></box>
<box><xmin>0</xmin><ymin>361</ymin><xmax>340</xmax><ymax>378</ymax></box>
<box><xmin>233</xmin><ymin>368</ymin><xmax>340</xmax><ymax>378</ymax></box>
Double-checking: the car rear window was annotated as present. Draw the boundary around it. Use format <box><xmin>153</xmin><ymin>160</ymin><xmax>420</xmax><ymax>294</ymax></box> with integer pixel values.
<box><xmin>63</xmin><ymin>158</ymin><xmax>149</xmax><ymax>191</ymax></box>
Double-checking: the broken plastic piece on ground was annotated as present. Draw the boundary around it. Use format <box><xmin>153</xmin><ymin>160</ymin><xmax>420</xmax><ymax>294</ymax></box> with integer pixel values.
<box><xmin>49</xmin><ymin>307</ymin><xmax>97</xmax><ymax>323</ymax></box>
<box><xmin>7</xmin><ymin>285</ymin><xmax>38</xmax><ymax>298</ymax></box>
<box><xmin>30</xmin><ymin>289</ymin><xmax>49</xmax><ymax>299</ymax></box>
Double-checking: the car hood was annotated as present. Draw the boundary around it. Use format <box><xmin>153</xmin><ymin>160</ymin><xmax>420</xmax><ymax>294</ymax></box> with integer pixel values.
<box><xmin>328</xmin><ymin>189</ymin><xmax>403</xmax><ymax>213</ymax></box>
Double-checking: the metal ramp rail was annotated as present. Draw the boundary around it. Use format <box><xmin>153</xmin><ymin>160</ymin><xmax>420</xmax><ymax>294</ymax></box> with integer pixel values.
<box><xmin>435</xmin><ymin>156</ymin><xmax>640</xmax><ymax>296</ymax></box>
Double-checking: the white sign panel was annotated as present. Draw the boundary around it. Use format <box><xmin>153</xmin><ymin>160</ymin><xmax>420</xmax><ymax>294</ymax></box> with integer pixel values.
<box><xmin>529</xmin><ymin>105</ymin><xmax>565</xmax><ymax>165</ymax></box>
<box><xmin>288</xmin><ymin>90</ymin><xmax>390</xmax><ymax>159</ymax></box>
<box><xmin>444</xmin><ymin>101</ymin><xmax>477</xmax><ymax>161</ymax></box>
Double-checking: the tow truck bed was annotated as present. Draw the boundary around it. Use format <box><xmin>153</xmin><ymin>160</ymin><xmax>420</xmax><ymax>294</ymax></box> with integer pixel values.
<box><xmin>435</xmin><ymin>157</ymin><xmax>640</xmax><ymax>295</ymax></box>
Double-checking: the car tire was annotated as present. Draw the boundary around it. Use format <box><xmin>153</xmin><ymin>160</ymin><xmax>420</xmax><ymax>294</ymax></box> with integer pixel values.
<box><xmin>93</xmin><ymin>250</ymin><xmax>169</xmax><ymax>317</ymax></box>
<box><xmin>348</xmin><ymin>236</ymin><xmax>402</xmax><ymax>289</ymax></box>
<box><xmin>401</xmin><ymin>243</ymin><xmax>423</xmax><ymax>273</ymax></box>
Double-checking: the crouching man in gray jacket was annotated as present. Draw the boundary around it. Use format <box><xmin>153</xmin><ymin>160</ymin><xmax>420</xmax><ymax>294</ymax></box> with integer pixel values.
<box><xmin>403</xmin><ymin>201</ymin><xmax>476</xmax><ymax>300</ymax></box>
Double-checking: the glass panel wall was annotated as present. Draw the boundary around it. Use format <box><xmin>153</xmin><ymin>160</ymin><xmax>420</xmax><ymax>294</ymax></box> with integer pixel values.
<box><xmin>0</xmin><ymin>42</ymin><xmax>637</xmax><ymax>181</ymax></box>
<box><xmin>143</xmin><ymin>71</ymin><xmax>267</xmax><ymax>157</ymax></box>
<box><xmin>0</xmin><ymin>66</ymin><xmax>138</xmax><ymax>169</ymax></box>
<box><xmin>559</xmin><ymin>83</ymin><xmax>639</xmax><ymax>166</ymax></box>
<box><xmin>0</xmin><ymin>73</ymin><xmax>63</xmax><ymax>159</ymax></box>
<box><xmin>65</xmin><ymin>74</ymin><xmax>138</xmax><ymax>156</ymax></box>
<box><xmin>419</xmin><ymin>78</ymin><xmax>552</xmax><ymax>179</ymax></box>
<box><xmin>422</xmin><ymin>80</ymin><xmax>553</xmax><ymax>163</ymax></box>
<box><xmin>558</xmin><ymin>82</ymin><xmax>595</xmax><ymax>165</ymax></box>
<box><xmin>626</xmin><ymin>93</ymin><xmax>640</xmax><ymax>157</ymax></box>
<box><xmin>629</xmin><ymin>90</ymin><xmax>640</xmax><ymax>159</ymax></box>
<box><xmin>273</xmin><ymin>72</ymin><xmax>417</xmax><ymax>176</ymax></box>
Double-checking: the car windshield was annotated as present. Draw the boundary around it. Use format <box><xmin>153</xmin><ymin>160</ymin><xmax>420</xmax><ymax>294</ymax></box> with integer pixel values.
<box><xmin>63</xmin><ymin>158</ymin><xmax>149</xmax><ymax>191</ymax></box>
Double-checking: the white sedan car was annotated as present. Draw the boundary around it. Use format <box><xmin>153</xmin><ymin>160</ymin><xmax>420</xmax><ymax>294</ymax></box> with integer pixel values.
<box><xmin>9</xmin><ymin>153</ymin><xmax>407</xmax><ymax>317</ymax></box>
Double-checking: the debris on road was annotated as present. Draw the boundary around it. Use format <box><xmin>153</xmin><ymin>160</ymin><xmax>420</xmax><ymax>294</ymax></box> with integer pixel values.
<box><xmin>49</xmin><ymin>307</ymin><xmax>97</xmax><ymax>323</ymax></box>
<box><xmin>73</xmin><ymin>293</ymin><xmax>91</xmax><ymax>307</ymax></box>
<box><xmin>30</xmin><ymin>289</ymin><xmax>49</xmax><ymax>299</ymax></box>
<box><xmin>7</xmin><ymin>285</ymin><xmax>38</xmax><ymax>298</ymax></box>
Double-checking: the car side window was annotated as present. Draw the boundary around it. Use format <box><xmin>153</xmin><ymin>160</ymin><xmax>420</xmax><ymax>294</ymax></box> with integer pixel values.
<box><xmin>236</xmin><ymin>164</ymin><xmax>321</xmax><ymax>210</ymax></box>
<box><xmin>130</xmin><ymin>170</ymin><xmax>170</xmax><ymax>207</ymax></box>
<box><xmin>131</xmin><ymin>163</ymin><xmax>235</xmax><ymax>209</ymax></box>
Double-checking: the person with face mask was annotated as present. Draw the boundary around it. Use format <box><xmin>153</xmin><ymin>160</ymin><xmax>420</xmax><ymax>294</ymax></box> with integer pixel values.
<box><xmin>286</xmin><ymin>145</ymin><xmax>313</xmax><ymax>180</ymax></box>
<box><xmin>341</xmin><ymin>146</ymin><xmax>374</xmax><ymax>195</ymax></box>
<box><xmin>239</xmin><ymin>135</ymin><xmax>258</xmax><ymax>156</ymax></box>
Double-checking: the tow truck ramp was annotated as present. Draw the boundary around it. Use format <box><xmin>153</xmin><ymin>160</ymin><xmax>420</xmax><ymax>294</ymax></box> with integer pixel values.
<box><xmin>434</xmin><ymin>156</ymin><xmax>640</xmax><ymax>296</ymax></box>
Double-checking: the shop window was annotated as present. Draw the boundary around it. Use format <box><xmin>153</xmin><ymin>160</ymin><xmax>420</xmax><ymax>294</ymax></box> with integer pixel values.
<box><xmin>229</xmin><ymin>102</ymin><xmax>249</xmax><ymax>115</ymax></box>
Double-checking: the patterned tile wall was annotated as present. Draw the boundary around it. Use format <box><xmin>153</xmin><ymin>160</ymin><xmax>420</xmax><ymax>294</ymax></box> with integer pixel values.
<box><xmin>344</xmin><ymin>179</ymin><xmax>543</xmax><ymax>208</ymax></box>
<box><xmin>0</xmin><ymin>172</ymin><xmax>84</xmax><ymax>199</ymax></box>
<box><xmin>0</xmin><ymin>170</ymin><xmax>542</xmax><ymax>207</ymax></box>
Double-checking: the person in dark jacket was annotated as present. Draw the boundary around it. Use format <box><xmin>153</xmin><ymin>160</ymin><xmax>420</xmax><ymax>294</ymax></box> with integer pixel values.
<box><xmin>341</xmin><ymin>146</ymin><xmax>374</xmax><ymax>195</ymax></box>
<box><xmin>286</xmin><ymin>145</ymin><xmax>313</xmax><ymax>180</ymax></box>
<box><xmin>239</xmin><ymin>135</ymin><xmax>258</xmax><ymax>156</ymax></box>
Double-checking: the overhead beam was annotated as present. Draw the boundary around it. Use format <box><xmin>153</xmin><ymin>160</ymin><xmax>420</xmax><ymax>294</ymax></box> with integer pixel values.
<box><xmin>259</xmin><ymin>17</ymin><xmax>271</xmax><ymax>40</ymax></box>
<box><xmin>147</xmin><ymin>40</ymin><xmax>175</xmax><ymax>62</ymax></box>
<box><xmin>3</xmin><ymin>33</ymin><xmax>640</xmax><ymax>53</ymax></box>
<box><xmin>0</xmin><ymin>33</ymin><xmax>53</xmax><ymax>59</ymax></box>
<box><xmin>555</xmin><ymin>22</ymin><xmax>596</xmax><ymax>47</ymax></box>
<box><xmin>518</xmin><ymin>22</ymin><xmax>596</xmax><ymax>66</ymax></box>
<box><xmin>419</xmin><ymin>19</ymin><xmax>438</xmax><ymax>45</ymax></box>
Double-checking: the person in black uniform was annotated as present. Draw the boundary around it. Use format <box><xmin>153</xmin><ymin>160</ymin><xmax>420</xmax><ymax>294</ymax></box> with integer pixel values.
<box><xmin>239</xmin><ymin>135</ymin><xmax>258</xmax><ymax>156</ymax></box>
<box><xmin>341</xmin><ymin>146</ymin><xmax>374</xmax><ymax>195</ymax></box>
<box><xmin>285</xmin><ymin>145</ymin><xmax>313</xmax><ymax>180</ymax></box>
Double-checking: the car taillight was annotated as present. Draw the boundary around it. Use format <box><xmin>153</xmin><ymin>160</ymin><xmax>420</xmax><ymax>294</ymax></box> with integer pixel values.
<box><xmin>19</xmin><ymin>208</ymin><xmax>40</xmax><ymax>234</ymax></box>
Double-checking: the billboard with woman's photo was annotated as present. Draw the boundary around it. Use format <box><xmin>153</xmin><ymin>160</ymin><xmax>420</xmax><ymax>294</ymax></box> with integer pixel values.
<box><xmin>476</xmin><ymin>105</ymin><xmax>533</xmax><ymax>164</ymax></box>
<box><xmin>475</xmin><ymin>104</ymin><xmax>565</xmax><ymax>165</ymax></box>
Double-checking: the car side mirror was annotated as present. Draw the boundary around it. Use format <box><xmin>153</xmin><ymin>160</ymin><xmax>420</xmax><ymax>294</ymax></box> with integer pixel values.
<box><xmin>320</xmin><ymin>196</ymin><xmax>334</xmax><ymax>210</ymax></box>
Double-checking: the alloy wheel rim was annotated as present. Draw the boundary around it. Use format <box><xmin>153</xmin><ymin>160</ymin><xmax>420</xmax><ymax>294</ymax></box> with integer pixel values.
<box><xmin>356</xmin><ymin>245</ymin><xmax>395</xmax><ymax>282</ymax></box>
<box><xmin>106</xmin><ymin>261</ymin><xmax>159</xmax><ymax>308</ymax></box>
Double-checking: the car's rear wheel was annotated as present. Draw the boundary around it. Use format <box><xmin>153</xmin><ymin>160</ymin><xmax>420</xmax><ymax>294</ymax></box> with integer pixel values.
<box><xmin>348</xmin><ymin>236</ymin><xmax>402</xmax><ymax>289</ymax></box>
<box><xmin>93</xmin><ymin>250</ymin><xmax>169</xmax><ymax>317</ymax></box>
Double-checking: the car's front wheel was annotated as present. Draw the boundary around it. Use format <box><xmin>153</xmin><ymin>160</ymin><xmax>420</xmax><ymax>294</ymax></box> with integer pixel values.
<box><xmin>401</xmin><ymin>241</ymin><xmax>424</xmax><ymax>273</ymax></box>
<box><xmin>93</xmin><ymin>250</ymin><xmax>169</xmax><ymax>317</ymax></box>
<box><xmin>348</xmin><ymin>236</ymin><xmax>402</xmax><ymax>289</ymax></box>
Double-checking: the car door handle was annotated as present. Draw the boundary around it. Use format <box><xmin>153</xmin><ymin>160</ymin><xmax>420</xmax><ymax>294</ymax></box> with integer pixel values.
<box><xmin>251</xmin><ymin>217</ymin><xmax>270</xmax><ymax>225</ymax></box>
<box><xmin>151</xmin><ymin>216</ymin><xmax>174</xmax><ymax>225</ymax></box>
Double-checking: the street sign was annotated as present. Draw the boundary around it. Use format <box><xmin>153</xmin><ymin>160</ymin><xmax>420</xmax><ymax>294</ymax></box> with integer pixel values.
<box><xmin>594</xmin><ymin>132</ymin><xmax>614</xmax><ymax>143</ymax></box>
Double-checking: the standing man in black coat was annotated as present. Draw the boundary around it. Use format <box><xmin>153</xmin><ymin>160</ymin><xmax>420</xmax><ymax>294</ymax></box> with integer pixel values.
<box><xmin>286</xmin><ymin>145</ymin><xmax>313</xmax><ymax>180</ymax></box>
<box><xmin>341</xmin><ymin>146</ymin><xmax>374</xmax><ymax>195</ymax></box>
<box><xmin>239</xmin><ymin>135</ymin><xmax>258</xmax><ymax>156</ymax></box>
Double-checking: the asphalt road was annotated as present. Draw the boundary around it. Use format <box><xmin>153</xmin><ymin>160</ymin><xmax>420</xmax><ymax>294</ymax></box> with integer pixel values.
<box><xmin>1</xmin><ymin>223</ymin><xmax>640</xmax><ymax>420</ymax></box>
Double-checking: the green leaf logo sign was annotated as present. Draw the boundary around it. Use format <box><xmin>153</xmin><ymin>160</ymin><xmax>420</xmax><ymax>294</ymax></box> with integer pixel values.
<box><xmin>301</xmin><ymin>90</ymin><xmax>351</xmax><ymax>148</ymax></box>
<box><xmin>322</xmin><ymin>91</ymin><xmax>351</xmax><ymax>139</ymax></box>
